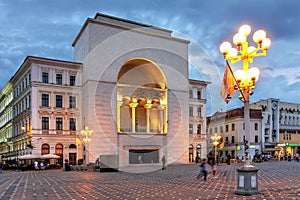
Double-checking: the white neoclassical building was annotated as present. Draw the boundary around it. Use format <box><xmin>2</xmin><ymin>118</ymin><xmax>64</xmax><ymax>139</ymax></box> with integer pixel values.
<box><xmin>0</xmin><ymin>13</ymin><xmax>210</xmax><ymax>171</ymax></box>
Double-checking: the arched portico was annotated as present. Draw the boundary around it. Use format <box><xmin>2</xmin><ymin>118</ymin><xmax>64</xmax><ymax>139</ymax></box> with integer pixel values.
<box><xmin>117</xmin><ymin>58</ymin><xmax>168</xmax><ymax>134</ymax></box>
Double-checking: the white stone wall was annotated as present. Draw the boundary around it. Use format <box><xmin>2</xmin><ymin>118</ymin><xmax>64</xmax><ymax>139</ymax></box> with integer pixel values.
<box><xmin>75</xmin><ymin>15</ymin><xmax>190</xmax><ymax>165</ymax></box>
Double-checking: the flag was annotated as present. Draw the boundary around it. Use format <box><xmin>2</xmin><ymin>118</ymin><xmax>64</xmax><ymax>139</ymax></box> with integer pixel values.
<box><xmin>220</xmin><ymin>61</ymin><xmax>237</xmax><ymax>104</ymax></box>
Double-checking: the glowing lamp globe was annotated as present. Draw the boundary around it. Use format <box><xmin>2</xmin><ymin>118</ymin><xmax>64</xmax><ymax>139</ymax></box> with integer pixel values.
<box><xmin>233</xmin><ymin>33</ymin><xmax>246</xmax><ymax>45</ymax></box>
<box><xmin>253</xmin><ymin>30</ymin><xmax>267</xmax><ymax>43</ymax></box>
<box><xmin>239</xmin><ymin>24</ymin><xmax>251</xmax><ymax>36</ymax></box>
<box><xmin>219</xmin><ymin>41</ymin><xmax>232</xmax><ymax>54</ymax></box>
<box><xmin>261</xmin><ymin>38</ymin><xmax>271</xmax><ymax>50</ymax></box>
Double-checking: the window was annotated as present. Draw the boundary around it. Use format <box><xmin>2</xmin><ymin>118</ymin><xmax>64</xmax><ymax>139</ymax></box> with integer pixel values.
<box><xmin>197</xmin><ymin>124</ymin><xmax>201</xmax><ymax>134</ymax></box>
<box><xmin>56</xmin><ymin>95</ymin><xmax>63</xmax><ymax>108</ymax></box>
<box><xmin>69</xmin><ymin>96</ymin><xmax>76</xmax><ymax>108</ymax></box>
<box><xmin>189</xmin><ymin>90</ymin><xmax>193</xmax><ymax>99</ymax></box>
<box><xmin>220</xmin><ymin>126</ymin><xmax>223</xmax><ymax>133</ymax></box>
<box><xmin>56</xmin><ymin>117</ymin><xmax>63</xmax><ymax>130</ymax></box>
<box><xmin>231</xmin><ymin>136</ymin><xmax>235</xmax><ymax>143</ymax></box>
<box><xmin>70</xmin><ymin>118</ymin><xmax>76</xmax><ymax>131</ymax></box>
<box><xmin>42</xmin><ymin>94</ymin><xmax>49</xmax><ymax>107</ymax></box>
<box><xmin>197</xmin><ymin>107</ymin><xmax>201</xmax><ymax>117</ymax></box>
<box><xmin>42</xmin><ymin>72</ymin><xmax>48</xmax><ymax>83</ymax></box>
<box><xmin>189</xmin><ymin>124</ymin><xmax>193</xmax><ymax>134</ymax></box>
<box><xmin>231</xmin><ymin>123</ymin><xmax>235</xmax><ymax>131</ymax></box>
<box><xmin>214</xmin><ymin>127</ymin><xmax>217</xmax><ymax>133</ymax></box>
<box><xmin>197</xmin><ymin>90</ymin><xmax>201</xmax><ymax>99</ymax></box>
<box><xmin>189</xmin><ymin>107</ymin><xmax>193</xmax><ymax>117</ymax></box>
<box><xmin>255</xmin><ymin>135</ymin><xmax>258</xmax><ymax>143</ymax></box>
<box><xmin>254</xmin><ymin>123</ymin><xmax>258</xmax><ymax>131</ymax></box>
<box><xmin>225</xmin><ymin>136</ymin><xmax>229</xmax><ymax>144</ymax></box>
<box><xmin>42</xmin><ymin>117</ymin><xmax>49</xmax><ymax>130</ymax></box>
<box><xmin>55</xmin><ymin>144</ymin><xmax>63</xmax><ymax>155</ymax></box>
<box><xmin>56</xmin><ymin>74</ymin><xmax>62</xmax><ymax>85</ymax></box>
<box><xmin>41</xmin><ymin>144</ymin><xmax>50</xmax><ymax>155</ymax></box>
<box><xmin>225</xmin><ymin>124</ymin><xmax>229</xmax><ymax>132</ymax></box>
<box><xmin>70</xmin><ymin>75</ymin><xmax>76</xmax><ymax>86</ymax></box>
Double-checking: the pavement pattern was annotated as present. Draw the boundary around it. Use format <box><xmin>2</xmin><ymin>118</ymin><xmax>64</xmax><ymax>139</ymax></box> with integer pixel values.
<box><xmin>0</xmin><ymin>161</ymin><xmax>300</xmax><ymax>200</ymax></box>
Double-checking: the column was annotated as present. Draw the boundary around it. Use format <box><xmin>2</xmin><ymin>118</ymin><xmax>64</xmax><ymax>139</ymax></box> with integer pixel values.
<box><xmin>117</xmin><ymin>90</ymin><xmax>123</xmax><ymax>132</ymax></box>
<box><xmin>144</xmin><ymin>102</ymin><xmax>152</xmax><ymax>133</ymax></box>
<box><xmin>129</xmin><ymin>97</ymin><xmax>138</xmax><ymax>133</ymax></box>
<box><xmin>117</xmin><ymin>101</ymin><xmax>123</xmax><ymax>132</ymax></box>
<box><xmin>159</xmin><ymin>105</ymin><xmax>166</xmax><ymax>133</ymax></box>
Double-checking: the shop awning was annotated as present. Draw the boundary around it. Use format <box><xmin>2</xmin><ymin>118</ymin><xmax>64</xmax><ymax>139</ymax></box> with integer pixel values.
<box><xmin>263</xmin><ymin>148</ymin><xmax>281</xmax><ymax>152</ymax></box>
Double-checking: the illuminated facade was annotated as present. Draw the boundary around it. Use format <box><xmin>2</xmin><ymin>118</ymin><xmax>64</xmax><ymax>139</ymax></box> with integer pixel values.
<box><xmin>0</xmin><ymin>13</ymin><xmax>210</xmax><ymax>168</ymax></box>
<box><xmin>0</xmin><ymin>83</ymin><xmax>13</xmax><ymax>163</ymax></box>
<box><xmin>0</xmin><ymin>56</ymin><xmax>82</xmax><ymax>166</ymax></box>
<box><xmin>73</xmin><ymin>13</ymin><xmax>190</xmax><ymax>167</ymax></box>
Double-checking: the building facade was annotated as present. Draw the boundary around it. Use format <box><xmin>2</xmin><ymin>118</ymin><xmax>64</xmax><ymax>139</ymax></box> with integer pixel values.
<box><xmin>188</xmin><ymin>79</ymin><xmax>210</xmax><ymax>162</ymax></box>
<box><xmin>250</xmin><ymin>98</ymin><xmax>300</xmax><ymax>157</ymax></box>
<box><xmin>207</xmin><ymin>108</ymin><xmax>262</xmax><ymax>160</ymax></box>
<box><xmin>0</xmin><ymin>56</ymin><xmax>82</xmax><ymax>166</ymax></box>
<box><xmin>0</xmin><ymin>13</ymin><xmax>211</xmax><ymax>169</ymax></box>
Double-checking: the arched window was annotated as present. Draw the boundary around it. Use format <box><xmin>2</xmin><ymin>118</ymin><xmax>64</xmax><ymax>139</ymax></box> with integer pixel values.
<box><xmin>41</xmin><ymin>144</ymin><xmax>50</xmax><ymax>155</ymax></box>
<box><xmin>55</xmin><ymin>144</ymin><xmax>63</xmax><ymax>155</ymax></box>
<box><xmin>69</xmin><ymin>144</ymin><xmax>76</xmax><ymax>148</ymax></box>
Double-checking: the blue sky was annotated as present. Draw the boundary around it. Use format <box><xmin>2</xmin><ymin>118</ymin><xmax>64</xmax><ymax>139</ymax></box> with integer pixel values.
<box><xmin>0</xmin><ymin>0</ymin><xmax>299</xmax><ymax>115</ymax></box>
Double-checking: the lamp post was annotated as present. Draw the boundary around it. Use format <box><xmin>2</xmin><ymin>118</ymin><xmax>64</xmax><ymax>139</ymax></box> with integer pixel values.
<box><xmin>80</xmin><ymin>127</ymin><xmax>93</xmax><ymax>165</ymax></box>
<box><xmin>220</xmin><ymin>24</ymin><xmax>271</xmax><ymax>163</ymax></box>
<box><xmin>220</xmin><ymin>24</ymin><xmax>271</xmax><ymax>195</ymax></box>
<box><xmin>211</xmin><ymin>133</ymin><xmax>221</xmax><ymax>163</ymax></box>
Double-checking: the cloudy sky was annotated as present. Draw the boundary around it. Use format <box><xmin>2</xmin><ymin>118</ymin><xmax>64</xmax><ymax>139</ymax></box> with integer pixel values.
<box><xmin>0</xmin><ymin>0</ymin><xmax>299</xmax><ymax>115</ymax></box>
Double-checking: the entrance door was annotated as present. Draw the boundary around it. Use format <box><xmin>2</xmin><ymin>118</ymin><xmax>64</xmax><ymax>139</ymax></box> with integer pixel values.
<box><xmin>129</xmin><ymin>149</ymin><xmax>159</xmax><ymax>164</ymax></box>
<box><xmin>69</xmin><ymin>153</ymin><xmax>76</xmax><ymax>165</ymax></box>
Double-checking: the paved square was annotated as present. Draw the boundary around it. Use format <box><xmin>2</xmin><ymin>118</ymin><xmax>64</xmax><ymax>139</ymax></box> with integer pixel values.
<box><xmin>0</xmin><ymin>161</ymin><xmax>300</xmax><ymax>200</ymax></box>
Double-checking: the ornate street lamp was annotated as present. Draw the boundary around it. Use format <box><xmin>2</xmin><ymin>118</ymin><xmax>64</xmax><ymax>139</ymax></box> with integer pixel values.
<box><xmin>220</xmin><ymin>24</ymin><xmax>271</xmax><ymax>195</ymax></box>
<box><xmin>80</xmin><ymin>127</ymin><xmax>93</xmax><ymax>164</ymax></box>
<box><xmin>211</xmin><ymin>133</ymin><xmax>221</xmax><ymax>163</ymax></box>
<box><xmin>220</xmin><ymin>24</ymin><xmax>271</xmax><ymax>163</ymax></box>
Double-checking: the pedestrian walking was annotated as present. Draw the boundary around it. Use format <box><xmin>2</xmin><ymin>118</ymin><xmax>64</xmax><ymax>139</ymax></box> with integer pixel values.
<box><xmin>197</xmin><ymin>159</ymin><xmax>208</xmax><ymax>181</ymax></box>
<box><xmin>161</xmin><ymin>155</ymin><xmax>166</xmax><ymax>170</ymax></box>
<box><xmin>226</xmin><ymin>154</ymin><xmax>231</xmax><ymax>165</ymax></box>
<box><xmin>210</xmin><ymin>159</ymin><xmax>217</xmax><ymax>178</ymax></box>
<box><xmin>34</xmin><ymin>160</ymin><xmax>39</xmax><ymax>170</ymax></box>
<box><xmin>40</xmin><ymin>162</ymin><xmax>45</xmax><ymax>170</ymax></box>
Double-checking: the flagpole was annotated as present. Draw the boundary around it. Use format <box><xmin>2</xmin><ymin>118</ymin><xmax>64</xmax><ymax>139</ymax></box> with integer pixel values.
<box><xmin>226</xmin><ymin>61</ymin><xmax>246</xmax><ymax>102</ymax></box>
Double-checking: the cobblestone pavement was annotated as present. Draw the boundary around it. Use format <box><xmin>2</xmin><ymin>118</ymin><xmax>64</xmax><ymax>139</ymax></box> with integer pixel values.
<box><xmin>1</xmin><ymin>161</ymin><xmax>300</xmax><ymax>200</ymax></box>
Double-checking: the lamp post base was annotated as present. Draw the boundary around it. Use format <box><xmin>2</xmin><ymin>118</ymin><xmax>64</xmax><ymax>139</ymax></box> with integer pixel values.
<box><xmin>235</xmin><ymin>164</ymin><xmax>259</xmax><ymax>196</ymax></box>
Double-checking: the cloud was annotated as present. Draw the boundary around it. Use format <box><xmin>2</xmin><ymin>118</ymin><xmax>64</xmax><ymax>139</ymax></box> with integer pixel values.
<box><xmin>0</xmin><ymin>0</ymin><xmax>300</xmax><ymax>113</ymax></box>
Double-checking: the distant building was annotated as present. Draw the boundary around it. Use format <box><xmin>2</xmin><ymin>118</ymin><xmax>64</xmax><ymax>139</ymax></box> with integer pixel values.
<box><xmin>188</xmin><ymin>80</ymin><xmax>210</xmax><ymax>162</ymax></box>
<box><xmin>0</xmin><ymin>13</ymin><xmax>210</xmax><ymax>169</ymax></box>
<box><xmin>207</xmin><ymin>108</ymin><xmax>262</xmax><ymax>160</ymax></box>
<box><xmin>250</xmin><ymin>98</ymin><xmax>300</xmax><ymax>157</ymax></box>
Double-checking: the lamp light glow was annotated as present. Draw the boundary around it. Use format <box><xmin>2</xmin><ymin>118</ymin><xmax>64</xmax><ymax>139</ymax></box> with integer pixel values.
<box><xmin>239</xmin><ymin>24</ymin><xmax>251</xmax><ymax>36</ymax></box>
<box><xmin>253</xmin><ymin>30</ymin><xmax>266</xmax><ymax>43</ymax></box>
<box><xmin>219</xmin><ymin>41</ymin><xmax>232</xmax><ymax>54</ymax></box>
<box><xmin>261</xmin><ymin>38</ymin><xmax>271</xmax><ymax>50</ymax></box>
<box><xmin>233</xmin><ymin>33</ymin><xmax>246</xmax><ymax>45</ymax></box>
<box><xmin>248</xmin><ymin>67</ymin><xmax>260</xmax><ymax>82</ymax></box>
<box><xmin>228</xmin><ymin>48</ymin><xmax>238</xmax><ymax>57</ymax></box>
<box><xmin>248</xmin><ymin>46</ymin><xmax>256</xmax><ymax>54</ymax></box>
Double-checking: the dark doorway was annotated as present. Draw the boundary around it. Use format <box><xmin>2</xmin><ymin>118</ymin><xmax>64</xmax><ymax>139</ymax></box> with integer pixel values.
<box><xmin>129</xmin><ymin>149</ymin><xmax>159</xmax><ymax>164</ymax></box>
